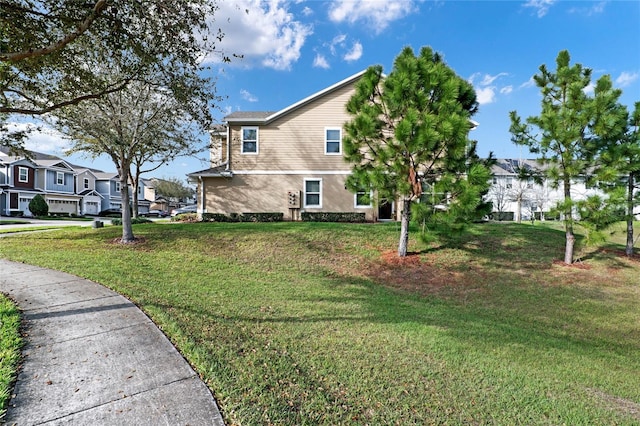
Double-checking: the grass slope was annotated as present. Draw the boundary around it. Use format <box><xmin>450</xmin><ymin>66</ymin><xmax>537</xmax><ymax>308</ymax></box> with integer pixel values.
<box><xmin>0</xmin><ymin>221</ymin><xmax>638</xmax><ymax>425</ymax></box>
<box><xmin>0</xmin><ymin>295</ymin><xmax>22</xmax><ymax>418</ymax></box>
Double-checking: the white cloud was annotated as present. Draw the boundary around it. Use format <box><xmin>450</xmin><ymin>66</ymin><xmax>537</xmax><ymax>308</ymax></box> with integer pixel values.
<box><xmin>583</xmin><ymin>81</ymin><xmax>595</xmax><ymax>95</ymax></box>
<box><xmin>615</xmin><ymin>71</ymin><xmax>639</xmax><ymax>87</ymax></box>
<box><xmin>313</xmin><ymin>53</ymin><xmax>330</xmax><ymax>69</ymax></box>
<box><xmin>7</xmin><ymin>122</ymin><xmax>70</xmax><ymax>153</ymax></box>
<box><xmin>500</xmin><ymin>86</ymin><xmax>513</xmax><ymax>95</ymax></box>
<box><xmin>523</xmin><ymin>0</ymin><xmax>556</xmax><ymax>18</ymax></box>
<box><xmin>205</xmin><ymin>0</ymin><xmax>313</xmax><ymax>71</ymax></box>
<box><xmin>328</xmin><ymin>0</ymin><xmax>417</xmax><ymax>33</ymax></box>
<box><xmin>569</xmin><ymin>1</ymin><xmax>607</xmax><ymax>16</ymax></box>
<box><xmin>302</xmin><ymin>6</ymin><xmax>313</xmax><ymax>17</ymax></box>
<box><xmin>469</xmin><ymin>72</ymin><xmax>509</xmax><ymax>104</ymax></box>
<box><xmin>480</xmin><ymin>72</ymin><xmax>508</xmax><ymax>86</ymax></box>
<box><xmin>343</xmin><ymin>42</ymin><xmax>363</xmax><ymax>62</ymax></box>
<box><xmin>519</xmin><ymin>77</ymin><xmax>536</xmax><ymax>89</ymax></box>
<box><xmin>476</xmin><ymin>87</ymin><xmax>497</xmax><ymax>105</ymax></box>
<box><xmin>240</xmin><ymin>89</ymin><xmax>258</xmax><ymax>102</ymax></box>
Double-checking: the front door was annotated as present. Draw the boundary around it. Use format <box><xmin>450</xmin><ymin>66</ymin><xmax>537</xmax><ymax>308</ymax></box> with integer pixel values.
<box><xmin>378</xmin><ymin>199</ymin><xmax>393</xmax><ymax>220</ymax></box>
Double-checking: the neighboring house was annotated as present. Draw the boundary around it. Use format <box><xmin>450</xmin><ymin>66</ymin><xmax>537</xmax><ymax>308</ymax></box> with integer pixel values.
<box><xmin>189</xmin><ymin>70</ymin><xmax>384</xmax><ymax>221</ymax></box>
<box><xmin>32</xmin><ymin>158</ymin><xmax>82</xmax><ymax>215</ymax></box>
<box><xmin>485</xmin><ymin>159</ymin><xmax>603</xmax><ymax>221</ymax></box>
<box><xmin>95</xmin><ymin>172</ymin><xmax>123</xmax><ymax>212</ymax></box>
<box><xmin>74</xmin><ymin>168</ymin><xmax>104</xmax><ymax>216</ymax></box>
<box><xmin>0</xmin><ymin>152</ymin><xmax>42</xmax><ymax>216</ymax></box>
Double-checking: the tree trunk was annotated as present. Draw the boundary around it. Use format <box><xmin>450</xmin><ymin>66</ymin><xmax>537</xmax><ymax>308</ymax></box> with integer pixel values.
<box><xmin>120</xmin><ymin>174</ymin><xmax>135</xmax><ymax>243</ymax></box>
<box><xmin>398</xmin><ymin>198</ymin><xmax>411</xmax><ymax>257</ymax></box>
<box><xmin>131</xmin><ymin>176</ymin><xmax>139</xmax><ymax>219</ymax></box>
<box><xmin>563</xmin><ymin>178</ymin><xmax>574</xmax><ymax>264</ymax></box>
<box><xmin>564</xmin><ymin>227</ymin><xmax>575</xmax><ymax>264</ymax></box>
<box><xmin>626</xmin><ymin>172</ymin><xmax>635</xmax><ymax>257</ymax></box>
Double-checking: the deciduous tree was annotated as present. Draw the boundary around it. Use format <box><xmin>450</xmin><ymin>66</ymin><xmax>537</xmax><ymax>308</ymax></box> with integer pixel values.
<box><xmin>1</xmin><ymin>0</ymin><xmax>228</xmax><ymax>149</ymax></box>
<box><xmin>53</xmin><ymin>79</ymin><xmax>210</xmax><ymax>242</ymax></box>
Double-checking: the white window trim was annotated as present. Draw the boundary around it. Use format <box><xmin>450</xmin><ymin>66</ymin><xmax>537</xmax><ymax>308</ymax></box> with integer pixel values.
<box><xmin>324</xmin><ymin>127</ymin><xmax>342</xmax><ymax>155</ymax></box>
<box><xmin>115</xmin><ymin>182</ymin><xmax>121</xmax><ymax>193</ymax></box>
<box><xmin>354</xmin><ymin>190</ymin><xmax>373</xmax><ymax>208</ymax></box>
<box><xmin>18</xmin><ymin>166</ymin><xmax>28</xmax><ymax>183</ymax></box>
<box><xmin>303</xmin><ymin>178</ymin><xmax>322</xmax><ymax>208</ymax></box>
<box><xmin>56</xmin><ymin>171</ymin><xmax>64</xmax><ymax>185</ymax></box>
<box><xmin>241</xmin><ymin>126</ymin><xmax>259</xmax><ymax>155</ymax></box>
<box><xmin>84</xmin><ymin>178</ymin><xmax>89</xmax><ymax>189</ymax></box>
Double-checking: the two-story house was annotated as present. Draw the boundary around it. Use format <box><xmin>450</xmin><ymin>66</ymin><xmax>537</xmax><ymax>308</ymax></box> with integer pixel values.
<box><xmin>485</xmin><ymin>158</ymin><xmax>603</xmax><ymax>221</ymax></box>
<box><xmin>33</xmin><ymin>159</ymin><xmax>82</xmax><ymax>215</ymax></box>
<box><xmin>0</xmin><ymin>151</ymin><xmax>42</xmax><ymax>216</ymax></box>
<box><xmin>74</xmin><ymin>168</ymin><xmax>104</xmax><ymax>216</ymax></box>
<box><xmin>189</xmin><ymin>70</ymin><xmax>385</xmax><ymax>221</ymax></box>
<box><xmin>94</xmin><ymin>172</ymin><xmax>123</xmax><ymax>212</ymax></box>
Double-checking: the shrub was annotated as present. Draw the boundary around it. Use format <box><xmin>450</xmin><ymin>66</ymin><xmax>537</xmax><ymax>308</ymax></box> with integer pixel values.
<box><xmin>301</xmin><ymin>212</ymin><xmax>367</xmax><ymax>223</ymax></box>
<box><xmin>201</xmin><ymin>212</ymin><xmax>284</xmax><ymax>222</ymax></box>
<box><xmin>28</xmin><ymin>194</ymin><xmax>49</xmax><ymax>217</ymax></box>
<box><xmin>110</xmin><ymin>217</ymin><xmax>152</xmax><ymax>225</ymax></box>
<box><xmin>171</xmin><ymin>212</ymin><xmax>198</xmax><ymax>222</ymax></box>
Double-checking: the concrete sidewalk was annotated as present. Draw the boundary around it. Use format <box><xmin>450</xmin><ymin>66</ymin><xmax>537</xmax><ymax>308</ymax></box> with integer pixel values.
<box><xmin>0</xmin><ymin>259</ymin><xmax>224</xmax><ymax>425</ymax></box>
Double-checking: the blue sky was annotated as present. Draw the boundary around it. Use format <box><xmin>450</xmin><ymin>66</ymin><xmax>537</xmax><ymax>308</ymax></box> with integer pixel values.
<box><xmin>17</xmin><ymin>0</ymin><xmax>640</xmax><ymax>182</ymax></box>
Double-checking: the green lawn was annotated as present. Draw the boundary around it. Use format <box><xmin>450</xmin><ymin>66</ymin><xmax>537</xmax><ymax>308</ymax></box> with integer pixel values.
<box><xmin>0</xmin><ymin>221</ymin><xmax>638</xmax><ymax>424</ymax></box>
<box><xmin>0</xmin><ymin>295</ymin><xmax>22</xmax><ymax>418</ymax></box>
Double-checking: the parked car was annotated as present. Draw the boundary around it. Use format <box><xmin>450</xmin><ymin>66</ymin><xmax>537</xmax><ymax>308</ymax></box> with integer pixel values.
<box><xmin>140</xmin><ymin>209</ymin><xmax>169</xmax><ymax>217</ymax></box>
<box><xmin>98</xmin><ymin>208</ymin><xmax>122</xmax><ymax>217</ymax></box>
<box><xmin>171</xmin><ymin>205</ymin><xmax>197</xmax><ymax>216</ymax></box>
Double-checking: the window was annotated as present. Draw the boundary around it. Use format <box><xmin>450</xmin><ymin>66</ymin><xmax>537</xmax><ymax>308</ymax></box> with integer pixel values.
<box><xmin>325</xmin><ymin>128</ymin><xmax>341</xmax><ymax>154</ymax></box>
<box><xmin>56</xmin><ymin>172</ymin><xmax>64</xmax><ymax>185</ymax></box>
<box><xmin>115</xmin><ymin>182</ymin><xmax>121</xmax><ymax>193</ymax></box>
<box><xmin>84</xmin><ymin>178</ymin><xmax>89</xmax><ymax>189</ymax></box>
<box><xmin>18</xmin><ymin>167</ymin><xmax>28</xmax><ymax>183</ymax></box>
<box><xmin>241</xmin><ymin>127</ymin><xmax>258</xmax><ymax>154</ymax></box>
<box><xmin>304</xmin><ymin>178</ymin><xmax>322</xmax><ymax>208</ymax></box>
<box><xmin>355</xmin><ymin>190</ymin><xmax>372</xmax><ymax>208</ymax></box>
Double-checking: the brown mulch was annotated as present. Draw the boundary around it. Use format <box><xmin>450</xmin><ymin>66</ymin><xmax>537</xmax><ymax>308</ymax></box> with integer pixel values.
<box><xmin>109</xmin><ymin>236</ymin><xmax>147</xmax><ymax>245</ymax></box>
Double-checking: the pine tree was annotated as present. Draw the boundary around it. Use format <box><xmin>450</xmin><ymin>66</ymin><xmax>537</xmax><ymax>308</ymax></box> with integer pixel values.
<box><xmin>509</xmin><ymin>50</ymin><xmax>624</xmax><ymax>264</ymax></box>
<box><xmin>343</xmin><ymin>46</ymin><xmax>489</xmax><ymax>257</ymax></box>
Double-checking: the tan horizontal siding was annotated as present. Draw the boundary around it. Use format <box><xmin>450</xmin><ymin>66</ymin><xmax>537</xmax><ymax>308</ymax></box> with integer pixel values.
<box><xmin>230</xmin><ymin>83</ymin><xmax>356</xmax><ymax>172</ymax></box>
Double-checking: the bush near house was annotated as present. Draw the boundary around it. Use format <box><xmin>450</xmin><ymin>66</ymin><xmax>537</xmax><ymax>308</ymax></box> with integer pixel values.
<box><xmin>201</xmin><ymin>212</ymin><xmax>284</xmax><ymax>222</ymax></box>
<box><xmin>28</xmin><ymin>194</ymin><xmax>48</xmax><ymax>217</ymax></box>
<box><xmin>301</xmin><ymin>212</ymin><xmax>367</xmax><ymax>222</ymax></box>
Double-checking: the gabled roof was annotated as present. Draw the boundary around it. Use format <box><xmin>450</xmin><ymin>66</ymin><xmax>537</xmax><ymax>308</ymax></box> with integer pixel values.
<box><xmin>34</xmin><ymin>159</ymin><xmax>75</xmax><ymax>171</ymax></box>
<box><xmin>78</xmin><ymin>189</ymin><xmax>104</xmax><ymax>198</ymax></box>
<box><xmin>224</xmin><ymin>70</ymin><xmax>367</xmax><ymax>125</ymax></box>
<box><xmin>94</xmin><ymin>172</ymin><xmax>118</xmax><ymax>180</ymax></box>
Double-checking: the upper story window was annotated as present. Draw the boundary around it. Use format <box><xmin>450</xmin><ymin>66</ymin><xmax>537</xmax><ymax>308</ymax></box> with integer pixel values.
<box><xmin>115</xmin><ymin>181</ymin><xmax>121</xmax><ymax>193</ymax></box>
<box><xmin>56</xmin><ymin>172</ymin><xmax>64</xmax><ymax>185</ymax></box>
<box><xmin>18</xmin><ymin>167</ymin><xmax>28</xmax><ymax>183</ymax></box>
<box><xmin>325</xmin><ymin>128</ymin><xmax>342</xmax><ymax>155</ymax></box>
<box><xmin>304</xmin><ymin>178</ymin><xmax>322</xmax><ymax>208</ymax></box>
<box><xmin>241</xmin><ymin>127</ymin><xmax>258</xmax><ymax>154</ymax></box>
<box><xmin>84</xmin><ymin>178</ymin><xmax>89</xmax><ymax>189</ymax></box>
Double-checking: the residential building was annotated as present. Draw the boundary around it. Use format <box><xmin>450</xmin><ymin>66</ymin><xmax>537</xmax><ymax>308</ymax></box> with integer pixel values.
<box><xmin>189</xmin><ymin>70</ymin><xmax>385</xmax><ymax>221</ymax></box>
<box><xmin>485</xmin><ymin>158</ymin><xmax>603</xmax><ymax>221</ymax></box>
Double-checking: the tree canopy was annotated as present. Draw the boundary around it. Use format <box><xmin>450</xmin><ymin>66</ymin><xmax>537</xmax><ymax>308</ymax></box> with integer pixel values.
<box><xmin>343</xmin><ymin>46</ymin><xmax>491</xmax><ymax>257</ymax></box>
<box><xmin>1</xmin><ymin>0</ymin><xmax>227</xmax><ymax>151</ymax></box>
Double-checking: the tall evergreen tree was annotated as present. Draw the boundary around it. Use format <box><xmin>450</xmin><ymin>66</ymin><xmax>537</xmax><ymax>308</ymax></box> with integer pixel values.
<box><xmin>343</xmin><ymin>46</ymin><xmax>490</xmax><ymax>257</ymax></box>
<box><xmin>509</xmin><ymin>50</ymin><xmax>624</xmax><ymax>264</ymax></box>
<box><xmin>594</xmin><ymin>101</ymin><xmax>640</xmax><ymax>256</ymax></box>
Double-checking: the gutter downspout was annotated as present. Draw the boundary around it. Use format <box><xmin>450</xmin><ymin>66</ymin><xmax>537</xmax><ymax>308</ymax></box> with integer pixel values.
<box><xmin>198</xmin><ymin>175</ymin><xmax>204</xmax><ymax>219</ymax></box>
<box><xmin>225</xmin><ymin>124</ymin><xmax>231</xmax><ymax>172</ymax></box>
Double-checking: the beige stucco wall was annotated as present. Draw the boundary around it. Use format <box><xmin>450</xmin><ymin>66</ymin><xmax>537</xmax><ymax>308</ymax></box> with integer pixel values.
<box><xmin>200</xmin><ymin>173</ymin><xmax>375</xmax><ymax>221</ymax></box>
